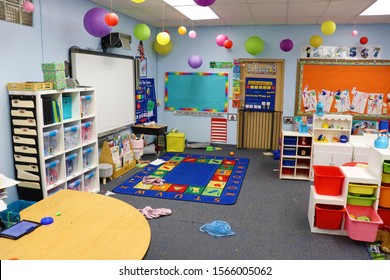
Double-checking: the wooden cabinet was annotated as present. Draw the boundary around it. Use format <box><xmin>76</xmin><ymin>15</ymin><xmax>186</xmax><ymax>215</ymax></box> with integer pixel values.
<box><xmin>8</xmin><ymin>87</ymin><xmax>100</xmax><ymax>201</ymax></box>
<box><xmin>279</xmin><ymin>131</ymin><xmax>312</xmax><ymax>180</ymax></box>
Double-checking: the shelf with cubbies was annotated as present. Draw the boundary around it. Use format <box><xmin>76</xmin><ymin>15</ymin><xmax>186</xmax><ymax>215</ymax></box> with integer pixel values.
<box><xmin>308</xmin><ymin>147</ymin><xmax>388</xmax><ymax>242</ymax></box>
<box><xmin>8</xmin><ymin>86</ymin><xmax>99</xmax><ymax>201</ymax></box>
<box><xmin>279</xmin><ymin>130</ymin><xmax>313</xmax><ymax>180</ymax></box>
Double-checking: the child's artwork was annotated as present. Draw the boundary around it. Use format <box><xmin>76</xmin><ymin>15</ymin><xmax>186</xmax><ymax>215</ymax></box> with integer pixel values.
<box><xmin>294</xmin><ymin>116</ymin><xmax>313</xmax><ymax>132</ymax></box>
<box><xmin>367</xmin><ymin>93</ymin><xmax>383</xmax><ymax>115</ymax></box>
<box><xmin>351</xmin><ymin>90</ymin><xmax>369</xmax><ymax>114</ymax></box>
<box><xmin>352</xmin><ymin>120</ymin><xmax>378</xmax><ymax>135</ymax></box>
<box><xmin>334</xmin><ymin>90</ymin><xmax>351</xmax><ymax>112</ymax></box>
<box><xmin>302</xmin><ymin>88</ymin><xmax>317</xmax><ymax>112</ymax></box>
<box><xmin>318</xmin><ymin>89</ymin><xmax>335</xmax><ymax>112</ymax></box>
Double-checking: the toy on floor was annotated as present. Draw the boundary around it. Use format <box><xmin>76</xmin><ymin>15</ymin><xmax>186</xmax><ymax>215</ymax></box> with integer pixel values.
<box><xmin>376</xmin><ymin>229</ymin><xmax>390</xmax><ymax>253</ymax></box>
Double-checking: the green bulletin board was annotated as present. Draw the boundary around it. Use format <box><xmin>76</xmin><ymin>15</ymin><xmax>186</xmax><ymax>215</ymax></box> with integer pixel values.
<box><xmin>164</xmin><ymin>72</ymin><xmax>228</xmax><ymax>112</ymax></box>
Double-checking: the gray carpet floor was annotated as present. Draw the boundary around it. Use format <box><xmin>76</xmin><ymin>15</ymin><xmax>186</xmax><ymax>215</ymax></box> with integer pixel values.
<box><xmin>99</xmin><ymin>147</ymin><xmax>370</xmax><ymax>260</ymax></box>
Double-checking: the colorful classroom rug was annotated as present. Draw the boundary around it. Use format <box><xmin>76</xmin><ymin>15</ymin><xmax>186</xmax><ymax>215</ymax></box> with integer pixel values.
<box><xmin>112</xmin><ymin>153</ymin><xmax>250</xmax><ymax>205</ymax></box>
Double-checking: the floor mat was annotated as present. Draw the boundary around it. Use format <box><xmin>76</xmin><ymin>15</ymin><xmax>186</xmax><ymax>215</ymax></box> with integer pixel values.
<box><xmin>112</xmin><ymin>153</ymin><xmax>250</xmax><ymax>205</ymax></box>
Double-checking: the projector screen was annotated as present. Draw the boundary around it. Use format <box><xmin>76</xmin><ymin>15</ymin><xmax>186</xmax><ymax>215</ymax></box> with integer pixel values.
<box><xmin>70</xmin><ymin>48</ymin><xmax>136</xmax><ymax>135</ymax></box>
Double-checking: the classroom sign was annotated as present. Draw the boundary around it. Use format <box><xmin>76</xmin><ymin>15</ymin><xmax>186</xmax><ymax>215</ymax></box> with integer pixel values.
<box><xmin>135</xmin><ymin>78</ymin><xmax>157</xmax><ymax>123</ymax></box>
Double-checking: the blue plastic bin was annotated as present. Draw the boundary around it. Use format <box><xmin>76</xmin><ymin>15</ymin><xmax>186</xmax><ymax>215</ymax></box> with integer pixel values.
<box><xmin>0</xmin><ymin>200</ymin><xmax>36</xmax><ymax>225</ymax></box>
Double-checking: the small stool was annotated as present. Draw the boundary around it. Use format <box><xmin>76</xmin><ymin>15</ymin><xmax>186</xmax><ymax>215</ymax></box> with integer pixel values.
<box><xmin>99</xmin><ymin>163</ymin><xmax>113</xmax><ymax>184</ymax></box>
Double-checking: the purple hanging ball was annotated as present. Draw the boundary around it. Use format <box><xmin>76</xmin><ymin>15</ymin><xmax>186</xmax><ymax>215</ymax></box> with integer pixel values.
<box><xmin>280</xmin><ymin>38</ymin><xmax>294</xmax><ymax>52</ymax></box>
<box><xmin>83</xmin><ymin>7</ymin><xmax>112</xmax><ymax>37</ymax></box>
<box><xmin>194</xmin><ymin>0</ymin><xmax>216</xmax><ymax>7</ymax></box>
<box><xmin>188</xmin><ymin>55</ymin><xmax>203</xmax><ymax>69</ymax></box>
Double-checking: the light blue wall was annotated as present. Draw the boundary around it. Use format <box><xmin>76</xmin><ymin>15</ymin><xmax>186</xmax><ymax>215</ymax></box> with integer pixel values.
<box><xmin>1</xmin><ymin>0</ymin><xmax>389</xmax><ymax>203</ymax></box>
<box><xmin>0</xmin><ymin>0</ymin><xmax>156</xmax><ymax>203</ymax></box>
<box><xmin>157</xmin><ymin>24</ymin><xmax>390</xmax><ymax>143</ymax></box>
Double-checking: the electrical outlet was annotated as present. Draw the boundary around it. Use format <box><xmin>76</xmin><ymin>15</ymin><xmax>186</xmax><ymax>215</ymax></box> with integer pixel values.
<box><xmin>283</xmin><ymin>116</ymin><xmax>293</xmax><ymax>124</ymax></box>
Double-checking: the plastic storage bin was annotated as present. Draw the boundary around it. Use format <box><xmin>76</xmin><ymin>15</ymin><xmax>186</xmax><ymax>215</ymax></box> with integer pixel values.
<box><xmin>382</xmin><ymin>173</ymin><xmax>390</xmax><ymax>184</ymax></box>
<box><xmin>345</xmin><ymin>205</ymin><xmax>383</xmax><ymax>242</ymax></box>
<box><xmin>283</xmin><ymin>147</ymin><xmax>296</xmax><ymax>156</ymax></box>
<box><xmin>313</xmin><ymin>165</ymin><xmax>345</xmax><ymax>196</ymax></box>
<box><xmin>64</xmin><ymin>125</ymin><xmax>80</xmax><ymax>150</ymax></box>
<box><xmin>67</xmin><ymin>178</ymin><xmax>81</xmax><ymax>191</ymax></box>
<box><xmin>0</xmin><ymin>200</ymin><xmax>36</xmax><ymax>225</ymax></box>
<box><xmin>283</xmin><ymin>136</ymin><xmax>297</xmax><ymax>145</ymax></box>
<box><xmin>379</xmin><ymin>185</ymin><xmax>390</xmax><ymax>208</ymax></box>
<box><xmin>130</xmin><ymin>139</ymin><xmax>144</xmax><ymax>156</ymax></box>
<box><xmin>377</xmin><ymin>207</ymin><xmax>390</xmax><ymax>228</ymax></box>
<box><xmin>282</xmin><ymin>159</ymin><xmax>295</xmax><ymax>166</ymax></box>
<box><xmin>82</xmin><ymin>147</ymin><xmax>94</xmax><ymax>169</ymax></box>
<box><xmin>62</xmin><ymin>96</ymin><xmax>72</xmax><ymax>120</ymax></box>
<box><xmin>348</xmin><ymin>183</ymin><xmax>378</xmax><ymax>196</ymax></box>
<box><xmin>84</xmin><ymin>171</ymin><xmax>95</xmax><ymax>192</ymax></box>
<box><xmin>45</xmin><ymin>159</ymin><xmax>60</xmax><ymax>185</ymax></box>
<box><xmin>383</xmin><ymin>161</ymin><xmax>390</xmax><ymax>174</ymax></box>
<box><xmin>80</xmin><ymin>95</ymin><xmax>93</xmax><ymax>117</ymax></box>
<box><xmin>81</xmin><ymin>122</ymin><xmax>92</xmax><ymax>143</ymax></box>
<box><xmin>65</xmin><ymin>153</ymin><xmax>78</xmax><ymax>177</ymax></box>
<box><xmin>347</xmin><ymin>194</ymin><xmax>376</xmax><ymax>206</ymax></box>
<box><xmin>43</xmin><ymin>129</ymin><xmax>59</xmax><ymax>156</ymax></box>
<box><xmin>166</xmin><ymin>132</ymin><xmax>186</xmax><ymax>152</ymax></box>
<box><xmin>315</xmin><ymin>204</ymin><xmax>345</xmax><ymax>230</ymax></box>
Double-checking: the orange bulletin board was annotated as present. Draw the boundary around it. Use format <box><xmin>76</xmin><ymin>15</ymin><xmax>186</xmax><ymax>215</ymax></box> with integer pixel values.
<box><xmin>295</xmin><ymin>59</ymin><xmax>390</xmax><ymax>119</ymax></box>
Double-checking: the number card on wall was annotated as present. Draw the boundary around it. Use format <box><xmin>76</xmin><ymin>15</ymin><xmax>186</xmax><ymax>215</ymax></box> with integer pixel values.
<box><xmin>301</xmin><ymin>45</ymin><xmax>382</xmax><ymax>59</ymax></box>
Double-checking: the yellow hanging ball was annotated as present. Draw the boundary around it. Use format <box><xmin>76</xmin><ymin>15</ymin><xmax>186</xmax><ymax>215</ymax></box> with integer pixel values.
<box><xmin>310</xmin><ymin>35</ymin><xmax>323</xmax><ymax>48</ymax></box>
<box><xmin>156</xmin><ymin>31</ymin><xmax>170</xmax><ymax>45</ymax></box>
<box><xmin>321</xmin><ymin>20</ymin><xmax>336</xmax><ymax>35</ymax></box>
<box><xmin>178</xmin><ymin>26</ymin><xmax>187</xmax><ymax>35</ymax></box>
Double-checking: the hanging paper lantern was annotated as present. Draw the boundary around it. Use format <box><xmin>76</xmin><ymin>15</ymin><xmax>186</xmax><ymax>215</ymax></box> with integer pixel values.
<box><xmin>83</xmin><ymin>7</ymin><xmax>112</xmax><ymax>38</ymax></box>
<box><xmin>156</xmin><ymin>31</ymin><xmax>170</xmax><ymax>45</ymax></box>
<box><xmin>134</xmin><ymin>23</ymin><xmax>151</xmax><ymax>40</ymax></box>
<box><xmin>245</xmin><ymin>36</ymin><xmax>264</xmax><ymax>55</ymax></box>
<box><xmin>23</xmin><ymin>1</ymin><xmax>34</xmax><ymax>12</ymax></box>
<box><xmin>189</xmin><ymin>30</ymin><xmax>197</xmax><ymax>39</ymax></box>
<box><xmin>321</xmin><ymin>20</ymin><xmax>337</xmax><ymax>35</ymax></box>
<box><xmin>310</xmin><ymin>35</ymin><xmax>323</xmax><ymax>48</ymax></box>
<box><xmin>188</xmin><ymin>55</ymin><xmax>203</xmax><ymax>69</ymax></box>
<box><xmin>224</xmin><ymin>39</ymin><xmax>233</xmax><ymax>49</ymax></box>
<box><xmin>216</xmin><ymin>34</ymin><xmax>228</xmax><ymax>47</ymax></box>
<box><xmin>360</xmin><ymin>36</ymin><xmax>368</xmax><ymax>45</ymax></box>
<box><xmin>105</xmin><ymin>12</ymin><xmax>119</xmax><ymax>27</ymax></box>
<box><xmin>194</xmin><ymin>0</ymin><xmax>216</xmax><ymax>7</ymax></box>
<box><xmin>154</xmin><ymin>40</ymin><xmax>172</xmax><ymax>55</ymax></box>
<box><xmin>178</xmin><ymin>26</ymin><xmax>187</xmax><ymax>35</ymax></box>
<box><xmin>280</xmin><ymin>39</ymin><xmax>294</xmax><ymax>52</ymax></box>
<box><xmin>352</xmin><ymin>30</ymin><xmax>358</xmax><ymax>36</ymax></box>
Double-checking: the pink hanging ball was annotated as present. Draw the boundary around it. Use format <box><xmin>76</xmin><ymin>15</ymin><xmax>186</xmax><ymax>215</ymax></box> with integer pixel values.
<box><xmin>189</xmin><ymin>30</ymin><xmax>197</xmax><ymax>39</ymax></box>
<box><xmin>352</xmin><ymin>30</ymin><xmax>358</xmax><ymax>36</ymax></box>
<box><xmin>216</xmin><ymin>34</ymin><xmax>228</xmax><ymax>47</ymax></box>
<box><xmin>23</xmin><ymin>1</ymin><xmax>34</xmax><ymax>13</ymax></box>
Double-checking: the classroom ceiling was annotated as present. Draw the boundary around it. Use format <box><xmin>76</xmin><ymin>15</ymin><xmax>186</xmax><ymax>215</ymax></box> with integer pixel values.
<box><xmin>89</xmin><ymin>0</ymin><xmax>390</xmax><ymax>28</ymax></box>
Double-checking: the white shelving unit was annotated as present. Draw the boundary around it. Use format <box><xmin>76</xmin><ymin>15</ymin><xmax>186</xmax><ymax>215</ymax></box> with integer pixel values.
<box><xmin>8</xmin><ymin>87</ymin><xmax>100</xmax><ymax>201</ymax></box>
<box><xmin>279</xmin><ymin>131</ymin><xmax>312</xmax><ymax>180</ymax></box>
<box><xmin>311</xmin><ymin>114</ymin><xmax>353</xmax><ymax>178</ymax></box>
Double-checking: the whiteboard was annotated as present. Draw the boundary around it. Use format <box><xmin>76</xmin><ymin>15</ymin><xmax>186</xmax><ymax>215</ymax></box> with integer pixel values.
<box><xmin>70</xmin><ymin>48</ymin><xmax>136</xmax><ymax>135</ymax></box>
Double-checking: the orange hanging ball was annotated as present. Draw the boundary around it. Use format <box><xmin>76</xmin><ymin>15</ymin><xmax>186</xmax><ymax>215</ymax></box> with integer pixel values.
<box><xmin>229</xmin><ymin>151</ymin><xmax>235</xmax><ymax>156</ymax></box>
<box><xmin>105</xmin><ymin>12</ymin><xmax>119</xmax><ymax>27</ymax></box>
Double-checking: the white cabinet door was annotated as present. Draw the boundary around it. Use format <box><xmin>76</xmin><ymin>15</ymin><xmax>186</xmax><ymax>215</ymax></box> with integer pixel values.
<box><xmin>313</xmin><ymin>150</ymin><xmax>333</xmax><ymax>166</ymax></box>
<box><xmin>332</xmin><ymin>152</ymin><xmax>352</xmax><ymax>166</ymax></box>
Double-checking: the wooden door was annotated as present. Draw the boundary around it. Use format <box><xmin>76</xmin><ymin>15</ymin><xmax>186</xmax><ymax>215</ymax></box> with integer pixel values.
<box><xmin>237</xmin><ymin>59</ymin><xmax>285</xmax><ymax>150</ymax></box>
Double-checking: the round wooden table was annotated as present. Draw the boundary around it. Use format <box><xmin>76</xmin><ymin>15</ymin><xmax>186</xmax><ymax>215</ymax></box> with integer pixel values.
<box><xmin>0</xmin><ymin>190</ymin><xmax>151</xmax><ymax>260</ymax></box>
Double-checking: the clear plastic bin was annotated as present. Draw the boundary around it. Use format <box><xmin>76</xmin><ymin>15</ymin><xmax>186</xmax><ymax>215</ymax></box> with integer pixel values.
<box><xmin>84</xmin><ymin>171</ymin><xmax>95</xmax><ymax>192</ymax></box>
<box><xmin>82</xmin><ymin>147</ymin><xmax>94</xmax><ymax>169</ymax></box>
<box><xmin>45</xmin><ymin>159</ymin><xmax>60</xmax><ymax>185</ymax></box>
<box><xmin>43</xmin><ymin>129</ymin><xmax>59</xmax><ymax>156</ymax></box>
<box><xmin>65</xmin><ymin>153</ymin><xmax>78</xmax><ymax>177</ymax></box>
<box><xmin>67</xmin><ymin>178</ymin><xmax>81</xmax><ymax>191</ymax></box>
<box><xmin>80</xmin><ymin>95</ymin><xmax>93</xmax><ymax>117</ymax></box>
<box><xmin>64</xmin><ymin>125</ymin><xmax>79</xmax><ymax>150</ymax></box>
<box><xmin>81</xmin><ymin>122</ymin><xmax>92</xmax><ymax>143</ymax></box>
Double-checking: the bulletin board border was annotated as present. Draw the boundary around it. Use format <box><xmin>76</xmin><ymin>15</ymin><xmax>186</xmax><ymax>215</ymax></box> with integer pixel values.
<box><xmin>295</xmin><ymin>58</ymin><xmax>390</xmax><ymax>119</ymax></box>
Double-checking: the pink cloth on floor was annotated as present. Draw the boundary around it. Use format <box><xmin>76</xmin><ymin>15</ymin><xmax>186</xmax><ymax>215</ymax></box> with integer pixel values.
<box><xmin>138</xmin><ymin>206</ymin><xmax>172</xmax><ymax>219</ymax></box>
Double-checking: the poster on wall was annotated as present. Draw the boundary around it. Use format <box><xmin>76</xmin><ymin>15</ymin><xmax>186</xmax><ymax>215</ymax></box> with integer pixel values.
<box><xmin>301</xmin><ymin>45</ymin><xmax>382</xmax><ymax>59</ymax></box>
<box><xmin>135</xmin><ymin>78</ymin><xmax>157</xmax><ymax>124</ymax></box>
<box><xmin>244</xmin><ymin>77</ymin><xmax>276</xmax><ymax>111</ymax></box>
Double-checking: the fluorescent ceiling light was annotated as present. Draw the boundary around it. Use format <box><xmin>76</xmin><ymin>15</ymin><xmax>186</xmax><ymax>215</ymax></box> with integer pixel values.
<box><xmin>360</xmin><ymin>0</ymin><xmax>390</xmax><ymax>16</ymax></box>
<box><xmin>163</xmin><ymin>0</ymin><xmax>219</xmax><ymax>21</ymax></box>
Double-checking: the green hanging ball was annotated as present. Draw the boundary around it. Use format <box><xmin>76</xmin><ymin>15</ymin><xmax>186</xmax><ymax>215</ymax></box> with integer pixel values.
<box><xmin>154</xmin><ymin>40</ymin><xmax>172</xmax><ymax>55</ymax></box>
<box><xmin>134</xmin><ymin>23</ymin><xmax>151</xmax><ymax>41</ymax></box>
<box><xmin>245</xmin><ymin>36</ymin><xmax>264</xmax><ymax>55</ymax></box>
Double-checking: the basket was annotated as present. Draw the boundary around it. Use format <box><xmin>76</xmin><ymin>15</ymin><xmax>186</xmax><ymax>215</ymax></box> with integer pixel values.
<box><xmin>7</xmin><ymin>82</ymin><xmax>53</xmax><ymax>91</ymax></box>
<box><xmin>0</xmin><ymin>200</ymin><xmax>36</xmax><ymax>227</ymax></box>
<box><xmin>313</xmin><ymin>165</ymin><xmax>345</xmax><ymax>196</ymax></box>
